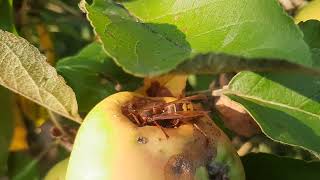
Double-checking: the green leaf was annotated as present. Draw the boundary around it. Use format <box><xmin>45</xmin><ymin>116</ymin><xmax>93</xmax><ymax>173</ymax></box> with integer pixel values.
<box><xmin>56</xmin><ymin>42</ymin><xmax>142</xmax><ymax>113</ymax></box>
<box><xmin>0</xmin><ymin>87</ymin><xmax>14</xmax><ymax>176</ymax></box>
<box><xmin>225</xmin><ymin>71</ymin><xmax>320</xmax><ymax>154</ymax></box>
<box><xmin>188</xmin><ymin>74</ymin><xmax>216</xmax><ymax>91</ymax></box>
<box><xmin>299</xmin><ymin>20</ymin><xmax>320</xmax><ymax>68</ymax></box>
<box><xmin>0</xmin><ymin>3</ymin><xmax>17</xmax><ymax>171</ymax></box>
<box><xmin>0</xmin><ymin>30</ymin><xmax>81</xmax><ymax>122</ymax></box>
<box><xmin>242</xmin><ymin>153</ymin><xmax>320</xmax><ymax>180</ymax></box>
<box><xmin>81</xmin><ymin>0</ymin><xmax>190</xmax><ymax>76</ymax></box>
<box><xmin>82</xmin><ymin>0</ymin><xmax>312</xmax><ymax>76</ymax></box>
<box><xmin>8</xmin><ymin>152</ymin><xmax>40</xmax><ymax>180</ymax></box>
<box><xmin>0</xmin><ymin>0</ymin><xmax>15</xmax><ymax>33</ymax></box>
<box><xmin>174</xmin><ymin>53</ymin><xmax>319</xmax><ymax>75</ymax></box>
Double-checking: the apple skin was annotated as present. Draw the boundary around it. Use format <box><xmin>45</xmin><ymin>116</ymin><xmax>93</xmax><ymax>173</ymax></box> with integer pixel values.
<box><xmin>66</xmin><ymin>92</ymin><xmax>245</xmax><ymax>180</ymax></box>
<box><xmin>45</xmin><ymin>158</ymin><xmax>69</xmax><ymax>180</ymax></box>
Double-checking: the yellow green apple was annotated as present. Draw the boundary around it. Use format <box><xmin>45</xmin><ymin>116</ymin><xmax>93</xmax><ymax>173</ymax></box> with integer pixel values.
<box><xmin>45</xmin><ymin>158</ymin><xmax>69</xmax><ymax>180</ymax></box>
<box><xmin>66</xmin><ymin>92</ymin><xmax>245</xmax><ymax>180</ymax></box>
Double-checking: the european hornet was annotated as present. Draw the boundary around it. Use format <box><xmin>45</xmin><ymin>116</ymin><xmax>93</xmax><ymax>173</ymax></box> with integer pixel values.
<box><xmin>121</xmin><ymin>94</ymin><xmax>210</xmax><ymax>138</ymax></box>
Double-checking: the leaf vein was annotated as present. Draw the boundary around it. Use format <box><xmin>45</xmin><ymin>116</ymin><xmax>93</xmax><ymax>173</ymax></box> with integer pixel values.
<box><xmin>226</xmin><ymin>92</ymin><xmax>320</xmax><ymax>119</ymax></box>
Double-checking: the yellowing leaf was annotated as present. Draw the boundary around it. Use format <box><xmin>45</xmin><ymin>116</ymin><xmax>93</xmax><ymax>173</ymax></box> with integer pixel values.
<box><xmin>136</xmin><ymin>74</ymin><xmax>188</xmax><ymax>97</ymax></box>
<box><xmin>9</xmin><ymin>102</ymin><xmax>28</xmax><ymax>151</ymax></box>
<box><xmin>0</xmin><ymin>30</ymin><xmax>81</xmax><ymax>123</ymax></box>
<box><xmin>295</xmin><ymin>0</ymin><xmax>320</xmax><ymax>23</ymax></box>
<box><xmin>36</xmin><ymin>23</ymin><xmax>55</xmax><ymax>65</ymax></box>
<box><xmin>19</xmin><ymin>96</ymin><xmax>48</xmax><ymax>127</ymax></box>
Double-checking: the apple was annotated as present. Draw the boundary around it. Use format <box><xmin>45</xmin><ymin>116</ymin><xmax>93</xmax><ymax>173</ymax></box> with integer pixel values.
<box><xmin>45</xmin><ymin>158</ymin><xmax>69</xmax><ymax>180</ymax></box>
<box><xmin>66</xmin><ymin>92</ymin><xmax>245</xmax><ymax>180</ymax></box>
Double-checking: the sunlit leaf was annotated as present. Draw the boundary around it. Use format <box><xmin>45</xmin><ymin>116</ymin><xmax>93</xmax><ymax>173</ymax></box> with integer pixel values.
<box><xmin>0</xmin><ymin>30</ymin><xmax>81</xmax><ymax>122</ymax></box>
<box><xmin>226</xmin><ymin>71</ymin><xmax>320</xmax><ymax>154</ymax></box>
<box><xmin>82</xmin><ymin>0</ymin><xmax>313</xmax><ymax>76</ymax></box>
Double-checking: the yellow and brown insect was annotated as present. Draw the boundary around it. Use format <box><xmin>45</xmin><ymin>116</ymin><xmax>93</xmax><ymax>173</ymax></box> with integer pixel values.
<box><xmin>121</xmin><ymin>94</ymin><xmax>210</xmax><ymax>138</ymax></box>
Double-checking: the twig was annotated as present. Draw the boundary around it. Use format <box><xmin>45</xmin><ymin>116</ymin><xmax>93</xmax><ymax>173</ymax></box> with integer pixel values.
<box><xmin>57</xmin><ymin>139</ymin><xmax>73</xmax><ymax>152</ymax></box>
<box><xmin>49</xmin><ymin>0</ymin><xmax>82</xmax><ymax>17</ymax></box>
<box><xmin>212</xmin><ymin>88</ymin><xmax>226</xmax><ymax>96</ymax></box>
<box><xmin>36</xmin><ymin>23</ymin><xmax>56</xmax><ymax>65</ymax></box>
<box><xmin>186</xmin><ymin>89</ymin><xmax>212</xmax><ymax>96</ymax></box>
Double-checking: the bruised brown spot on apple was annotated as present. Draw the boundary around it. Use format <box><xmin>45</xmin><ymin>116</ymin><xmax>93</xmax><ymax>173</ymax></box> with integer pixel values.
<box><xmin>207</xmin><ymin>161</ymin><xmax>229</xmax><ymax>180</ymax></box>
<box><xmin>163</xmin><ymin>116</ymin><xmax>224</xmax><ymax>179</ymax></box>
<box><xmin>165</xmin><ymin>154</ymin><xmax>194</xmax><ymax>180</ymax></box>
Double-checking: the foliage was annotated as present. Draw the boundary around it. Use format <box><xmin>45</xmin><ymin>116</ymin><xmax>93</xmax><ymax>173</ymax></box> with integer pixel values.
<box><xmin>82</xmin><ymin>0</ymin><xmax>314</xmax><ymax>76</ymax></box>
<box><xmin>299</xmin><ymin>20</ymin><xmax>320</xmax><ymax>68</ymax></box>
<box><xmin>56</xmin><ymin>42</ymin><xmax>142</xmax><ymax>113</ymax></box>
<box><xmin>0</xmin><ymin>30</ymin><xmax>80</xmax><ymax>122</ymax></box>
<box><xmin>7</xmin><ymin>152</ymin><xmax>40</xmax><ymax>180</ymax></box>
<box><xmin>226</xmin><ymin>71</ymin><xmax>320</xmax><ymax>155</ymax></box>
<box><xmin>0</xmin><ymin>87</ymin><xmax>14</xmax><ymax>176</ymax></box>
<box><xmin>242</xmin><ymin>153</ymin><xmax>320</xmax><ymax>180</ymax></box>
<box><xmin>1</xmin><ymin>0</ymin><xmax>320</xmax><ymax>179</ymax></box>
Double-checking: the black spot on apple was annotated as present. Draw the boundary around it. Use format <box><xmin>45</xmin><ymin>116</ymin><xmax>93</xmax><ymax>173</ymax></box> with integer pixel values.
<box><xmin>207</xmin><ymin>162</ymin><xmax>229</xmax><ymax>180</ymax></box>
<box><xmin>165</xmin><ymin>154</ymin><xmax>194</xmax><ymax>180</ymax></box>
<box><xmin>137</xmin><ymin>136</ymin><xmax>148</xmax><ymax>144</ymax></box>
